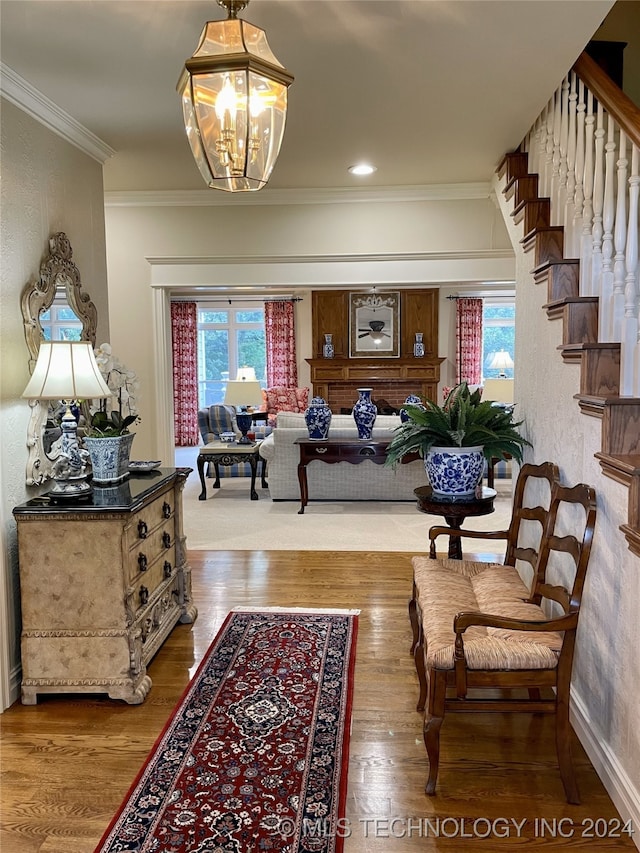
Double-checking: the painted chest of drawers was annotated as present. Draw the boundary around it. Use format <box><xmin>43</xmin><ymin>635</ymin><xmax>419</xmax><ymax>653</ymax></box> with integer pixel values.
<box><xmin>13</xmin><ymin>468</ymin><xmax>197</xmax><ymax>704</ymax></box>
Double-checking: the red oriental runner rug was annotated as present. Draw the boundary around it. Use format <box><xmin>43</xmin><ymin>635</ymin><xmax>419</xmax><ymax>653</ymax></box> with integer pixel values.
<box><xmin>94</xmin><ymin>608</ymin><xmax>359</xmax><ymax>853</ymax></box>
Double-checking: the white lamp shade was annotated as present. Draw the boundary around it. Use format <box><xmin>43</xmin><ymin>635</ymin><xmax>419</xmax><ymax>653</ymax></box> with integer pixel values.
<box><xmin>489</xmin><ymin>350</ymin><xmax>514</xmax><ymax>371</ymax></box>
<box><xmin>224</xmin><ymin>379</ymin><xmax>263</xmax><ymax>409</ymax></box>
<box><xmin>236</xmin><ymin>366</ymin><xmax>257</xmax><ymax>381</ymax></box>
<box><xmin>22</xmin><ymin>341</ymin><xmax>113</xmax><ymax>400</ymax></box>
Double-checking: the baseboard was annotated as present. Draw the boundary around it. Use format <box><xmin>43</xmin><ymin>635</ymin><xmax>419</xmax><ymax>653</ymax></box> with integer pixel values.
<box><xmin>571</xmin><ymin>685</ymin><xmax>640</xmax><ymax>850</ymax></box>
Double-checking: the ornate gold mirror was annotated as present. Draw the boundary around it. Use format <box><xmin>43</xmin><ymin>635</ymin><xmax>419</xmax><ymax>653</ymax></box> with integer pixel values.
<box><xmin>21</xmin><ymin>233</ymin><xmax>98</xmax><ymax>485</ymax></box>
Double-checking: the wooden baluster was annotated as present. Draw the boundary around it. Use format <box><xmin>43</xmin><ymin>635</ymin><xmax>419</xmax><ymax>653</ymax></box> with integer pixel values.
<box><xmin>612</xmin><ymin>130</ymin><xmax>628</xmax><ymax>343</ymax></box>
<box><xmin>550</xmin><ymin>86</ymin><xmax>562</xmax><ymax>213</ymax></box>
<box><xmin>599</xmin><ymin>114</ymin><xmax>617</xmax><ymax>342</ymax></box>
<box><xmin>622</xmin><ymin>143</ymin><xmax>639</xmax><ymax>396</ymax></box>
<box><xmin>555</xmin><ymin>76</ymin><xmax>570</xmax><ymax>227</ymax></box>
<box><xmin>590</xmin><ymin>100</ymin><xmax>605</xmax><ymax>299</ymax></box>
<box><xmin>572</xmin><ymin>79</ymin><xmax>586</xmax><ymax>259</ymax></box>
<box><xmin>564</xmin><ymin>73</ymin><xmax>577</xmax><ymax>251</ymax></box>
<box><xmin>580</xmin><ymin>89</ymin><xmax>595</xmax><ymax>296</ymax></box>
<box><xmin>543</xmin><ymin>95</ymin><xmax>555</xmax><ymax>197</ymax></box>
<box><xmin>530</xmin><ymin>112</ymin><xmax>544</xmax><ymax>176</ymax></box>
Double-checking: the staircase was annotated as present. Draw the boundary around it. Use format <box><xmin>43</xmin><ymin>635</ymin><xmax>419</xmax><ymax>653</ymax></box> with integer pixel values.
<box><xmin>501</xmin><ymin>149</ymin><xmax>640</xmax><ymax>556</ymax></box>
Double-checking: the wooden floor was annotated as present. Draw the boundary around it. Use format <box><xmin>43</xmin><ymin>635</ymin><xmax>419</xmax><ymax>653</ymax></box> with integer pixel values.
<box><xmin>1</xmin><ymin>550</ymin><xmax>635</xmax><ymax>852</ymax></box>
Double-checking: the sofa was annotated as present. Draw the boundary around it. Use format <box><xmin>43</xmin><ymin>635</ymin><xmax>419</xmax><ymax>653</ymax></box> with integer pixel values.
<box><xmin>258</xmin><ymin>412</ymin><xmax>427</xmax><ymax>501</ymax></box>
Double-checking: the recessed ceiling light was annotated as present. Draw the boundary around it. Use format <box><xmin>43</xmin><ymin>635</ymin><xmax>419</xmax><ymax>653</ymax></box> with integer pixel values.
<box><xmin>348</xmin><ymin>163</ymin><xmax>377</xmax><ymax>176</ymax></box>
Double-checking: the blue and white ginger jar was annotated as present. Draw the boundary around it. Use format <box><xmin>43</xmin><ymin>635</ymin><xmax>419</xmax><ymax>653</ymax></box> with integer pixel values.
<box><xmin>352</xmin><ymin>388</ymin><xmax>377</xmax><ymax>440</ymax></box>
<box><xmin>400</xmin><ymin>394</ymin><xmax>423</xmax><ymax>423</ymax></box>
<box><xmin>304</xmin><ymin>396</ymin><xmax>332</xmax><ymax>440</ymax></box>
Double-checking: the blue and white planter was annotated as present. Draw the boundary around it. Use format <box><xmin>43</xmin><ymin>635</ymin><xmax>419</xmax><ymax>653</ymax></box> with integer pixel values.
<box><xmin>84</xmin><ymin>433</ymin><xmax>135</xmax><ymax>484</ymax></box>
<box><xmin>304</xmin><ymin>397</ymin><xmax>332</xmax><ymax>440</ymax></box>
<box><xmin>425</xmin><ymin>445</ymin><xmax>484</xmax><ymax>497</ymax></box>
<box><xmin>352</xmin><ymin>388</ymin><xmax>377</xmax><ymax>440</ymax></box>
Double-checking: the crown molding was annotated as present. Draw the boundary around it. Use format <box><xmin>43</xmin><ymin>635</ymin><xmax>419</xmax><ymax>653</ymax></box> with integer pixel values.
<box><xmin>146</xmin><ymin>249</ymin><xmax>514</xmax><ymax>266</ymax></box>
<box><xmin>105</xmin><ymin>183</ymin><xmax>493</xmax><ymax>208</ymax></box>
<box><xmin>0</xmin><ymin>63</ymin><xmax>115</xmax><ymax>164</ymax></box>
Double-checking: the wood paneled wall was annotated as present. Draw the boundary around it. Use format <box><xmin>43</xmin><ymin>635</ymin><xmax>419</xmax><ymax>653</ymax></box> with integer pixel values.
<box><xmin>311</xmin><ymin>289</ymin><xmax>439</xmax><ymax>358</ymax></box>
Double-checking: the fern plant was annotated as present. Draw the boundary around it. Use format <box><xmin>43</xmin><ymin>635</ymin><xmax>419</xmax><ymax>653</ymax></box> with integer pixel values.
<box><xmin>385</xmin><ymin>382</ymin><xmax>531</xmax><ymax>467</ymax></box>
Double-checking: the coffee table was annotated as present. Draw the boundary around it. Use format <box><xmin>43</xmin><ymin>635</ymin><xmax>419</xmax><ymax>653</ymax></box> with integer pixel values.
<box><xmin>197</xmin><ymin>441</ymin><xmax>267</xmax><ymax>501</ymax></box>
<box><xmin>413</xmin><ymin>484</ymin><xmax>497</xmax><ymax>559</ymax></box>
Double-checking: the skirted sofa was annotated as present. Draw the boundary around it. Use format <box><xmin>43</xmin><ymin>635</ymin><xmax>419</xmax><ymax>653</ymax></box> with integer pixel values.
<box><xmin>258</xmin><ymin>412</ymin><xmax>427</xmax><ymax>501</ymax></box>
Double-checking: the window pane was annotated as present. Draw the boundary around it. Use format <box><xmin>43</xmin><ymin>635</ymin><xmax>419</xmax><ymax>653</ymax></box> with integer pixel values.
<box><xmin>198</xmin><ymin>328</ymin><xmax>229</xmax><ymax>406</ymax></box>
<box><xmin>237</xmin><ymin>329</ymin><xmax>266</xmax><ymax>382</ymax></box>
<box><xmin>236</xmin><ymin>310</ymin><xmax>263</xmax><ymax>324</ymax></box>
<box><xmin>56</xmin><ymin>307</ymin><xmax>80</xmax><ymax>321</ymax></box>
<box><xmin>482</xmin><ymin>301</ymin><xmax>515</xmax><ymax>379</ymax></box>
<box><xmin>484</xmin><ymin>305</ymin><xmax>515</xmax><ymax>321</ymax></box>
<box><xmin>198</xmin><ymin>310</ymin><xmax>228</xmax><ymax>324</ymax></box>
<box><xmin>57</xmin><ymin>327</ymin><xmax>82</xmax><ymax>341</ymax></box>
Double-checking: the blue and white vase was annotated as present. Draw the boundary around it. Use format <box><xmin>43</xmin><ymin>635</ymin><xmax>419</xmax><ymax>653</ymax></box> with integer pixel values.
<box><xmin>304</xmin><ymin>396</ymin><xmax>332</xmax><ymax>440</ymax></box>
<box><xmin>322</xmin><ymin>334</ymin><xmax>334</xmax><ymax>359</ymax></box>
<box><xmin>425</xmin><ymin>445</ymin><xmax>485</xmax><ymax>497</ymax></box>
<box><xmin>352</xmin><ymin>388</ymin><xmax>377</xmax><ymax>440</ymax></box>
<box><xmin>400</xmin><ymin>393</ymin><xmax>423</xmax><ymax>423</ymax></box>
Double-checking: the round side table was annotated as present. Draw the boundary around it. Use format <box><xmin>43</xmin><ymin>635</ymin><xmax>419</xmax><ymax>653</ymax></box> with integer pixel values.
<box><xmin>413</xmin><ymin>485</ymin><xmax>497</xmax><ymax>559</ymax></box>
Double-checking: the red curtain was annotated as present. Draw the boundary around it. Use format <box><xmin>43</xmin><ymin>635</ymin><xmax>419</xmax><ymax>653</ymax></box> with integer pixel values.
<box><xmin>265</xmin><ymin>300</ymin><xmax>298</xmax><ymax>387</ymax></box>
<box><xmin>455</xmin><ymin>297</ymin><xmax>483</xmax><ymax>385</ymax></box>
<box><xmin>171</xmin><ymin>301</ymin><xmax>199</xmax><ymax>446</ymax></box>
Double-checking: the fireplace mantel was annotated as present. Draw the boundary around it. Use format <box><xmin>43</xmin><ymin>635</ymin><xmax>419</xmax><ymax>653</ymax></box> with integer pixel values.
<box><xmin>306</xmin><ymin>357</ymin><xmax>445</xmax><ymax>410</ymax></box>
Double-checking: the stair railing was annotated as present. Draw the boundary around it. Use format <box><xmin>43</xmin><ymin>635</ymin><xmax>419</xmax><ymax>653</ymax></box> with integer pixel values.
<box><xmin>524</xmin><ymin>51</ymin><xmax>640</xmax><ymax>396</ymax></box>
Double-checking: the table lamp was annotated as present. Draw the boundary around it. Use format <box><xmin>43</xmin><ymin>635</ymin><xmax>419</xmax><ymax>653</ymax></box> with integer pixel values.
<box><xmin>488</xmin><ymin>350</ymin><xmax>514</xmax><ymax>378</ymax></box>
<box><xmin>22</xmin><ymin>341</ymin><xmax>112</xmax><ymax>496</ymax></box>
<box><xmin>224</xmin><ymin>374</ymin><xmax>263</xmax><ymax>444</ymax></box>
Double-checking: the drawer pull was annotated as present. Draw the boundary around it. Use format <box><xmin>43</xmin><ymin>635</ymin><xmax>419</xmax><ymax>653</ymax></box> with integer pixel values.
<box><xmin>139</xmin><ymin>586</ymin><xmax>149</xmax><ymax>606</ymax></box>
<box><xmin>163</xmin><ymin>560</ymin><xmax>172</xmax><ymax>579</ymax></box>
<box><xmin>162</xmin><ymin>531</ymin><xmax>172</xmax><ymax>549</ymax></box>
<box><xmin>359</xmin><ymin>446</ymin><xmax>376</xmax><ymax>456</ymax></box>
<box><xmin>138</xmin><ymin>553</ymin><xmax>148</xmax><ymax>572</ymax></box>
<box><xmin>314</xmin><ymin>447</ymin><xmax>328</xmax><ymax>454</ymax></box>
<box><xmin>162</xmin><ymin>501</ymin><xmax>171</xmax><ymax>519</ymax></box>
<box><xmin>137</xmin><ymin>520</ymin><xmax>148</xmax><ymax>539</ymax></box>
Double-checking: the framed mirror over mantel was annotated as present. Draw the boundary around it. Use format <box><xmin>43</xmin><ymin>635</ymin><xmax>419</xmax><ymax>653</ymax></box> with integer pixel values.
<box><xmin>308</xmin><ymin>289</ymin><xmax>444</xmax><ymax>409</ymax></box>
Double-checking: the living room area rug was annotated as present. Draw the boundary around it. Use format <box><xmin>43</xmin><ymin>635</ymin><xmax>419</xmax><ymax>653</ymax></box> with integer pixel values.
<box><xmin>176</xmin><ymin>446</ymin><xmax>513</xmax><ymax>554</ymax></box>
<box><xmin>94</xmin><ymin>609</ymin><xmax>358</xmax><ymax>853</ymax></box>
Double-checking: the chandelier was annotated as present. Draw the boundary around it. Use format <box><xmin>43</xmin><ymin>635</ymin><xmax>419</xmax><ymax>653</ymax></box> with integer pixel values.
<box><xmin>177</xmin><ymin>0</ymin><xmax>294</xmax><ymax>192</ymax></box>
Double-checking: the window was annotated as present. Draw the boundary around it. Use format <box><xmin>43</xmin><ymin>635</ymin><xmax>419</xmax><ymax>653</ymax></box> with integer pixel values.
<box><xmin>197</xmin><ymin>303</ymin><xmax>266</xmax><ymax>406</ymax></box>
<box><xmin>40</xmin><ymin>297</ymin><xmax>83</xmax><ymax>341</ymax></box>
<box><xmin>482</xmin><ymin>299</ymin><xmax>515</xmax><ymax>380</ymax></box>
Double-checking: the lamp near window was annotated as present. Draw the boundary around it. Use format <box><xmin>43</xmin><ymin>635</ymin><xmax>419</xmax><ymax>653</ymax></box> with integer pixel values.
<box><xmin>22</xmin><ymin>341</ymin><xmax>113</xmax><ymax>496</ymax></box>
<box><xmin>236</xmin><ymin>366</ymin><xmax>257</xmax><ymax>382</ymax></box>
<box><xmin>489</xmin><ymin>349</ymin><xmax>514</xmax><ymax>378</ymax></box>
<box><xmin>177</xmin><ymin>0</ymin><xmax>294</xmax><ymax>193</ymax></box>
<box><xmin>224</xmin><ymin>376</ymin><xmax>263</xmax><ymax>444</ymax></box>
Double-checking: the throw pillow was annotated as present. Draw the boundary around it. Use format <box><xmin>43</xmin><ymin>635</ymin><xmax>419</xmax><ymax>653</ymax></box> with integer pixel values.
<box><xmin>262</xmin><ymin>387</ymin><xmax>309</xmax><ymax>418</ymax></box>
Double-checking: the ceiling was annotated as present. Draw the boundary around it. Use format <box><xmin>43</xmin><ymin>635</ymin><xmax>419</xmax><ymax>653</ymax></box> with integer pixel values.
<box><xmin>0</xmin><ymin>0</ymin><xmax>614</xmax><ymax>195</ymax></box>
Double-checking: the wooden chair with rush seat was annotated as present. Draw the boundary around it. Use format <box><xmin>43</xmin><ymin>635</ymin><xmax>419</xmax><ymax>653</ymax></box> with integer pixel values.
<box><xmin>409</xmin><ymin>461</ymin><xmax>560</xmax><ymax>655</ymax></box>
<box><xmin>410</xmin><ymin>465</ymin><xmax>597</xmax><ymax>804</ymax></box>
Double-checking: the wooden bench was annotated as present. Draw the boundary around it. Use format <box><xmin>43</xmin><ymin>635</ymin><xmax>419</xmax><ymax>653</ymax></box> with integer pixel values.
<box><xmin>411</xmin><ymin>469</ymin><xmax>597</xmax><ymax>803</ymax></box>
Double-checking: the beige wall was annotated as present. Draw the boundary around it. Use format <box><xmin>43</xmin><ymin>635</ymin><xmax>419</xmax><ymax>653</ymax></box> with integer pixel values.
<box><xmin>494</xmin><ymin>175</ymin><xmax>640</xmax><ymax>831</ymax></box>
<box><xmin>0</xmin><ymin>99</ymin><xmax>109</xmax><ymax>709</ymax></box>
<box><xmin>104</xmin><ymin>195</ymin><xmax>513</xmax><ymax>460</ymax></box>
